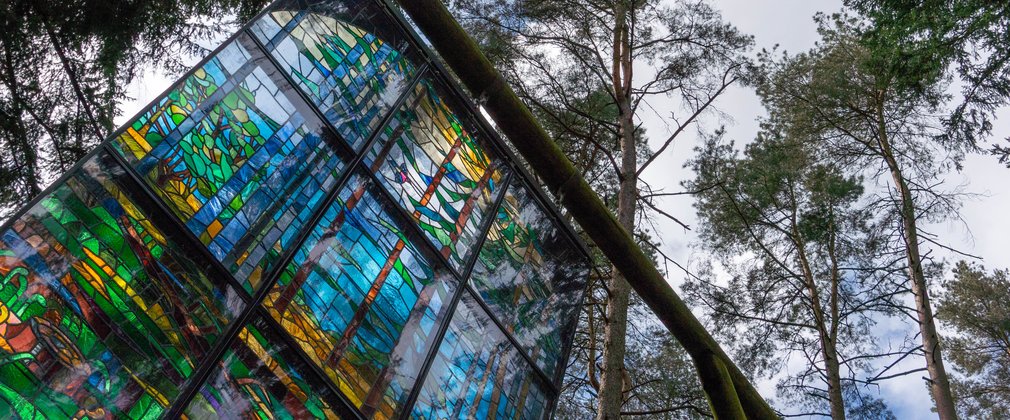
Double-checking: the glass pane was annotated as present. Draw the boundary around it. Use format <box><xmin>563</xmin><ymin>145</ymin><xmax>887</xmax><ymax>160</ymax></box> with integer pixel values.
<box><xmin>366</xmin><ymin>79</ymin><xmax>507</xmax><ymax>271</ymax></box>
<box><xmin>469</xmin><ymin>180</ymin><xmax>589</xmax><ymax>379</ymax></box>
<box><xmin>113</xmin><ymin>35</ymin><xmax>349</xmax><ymax>293</ymax></box>
<box><xmin>115</xmin><ymin>41</ymin><xmax>252</xmax><ymax>160</ymax></box>
<box><xmin>0</xmin><ymin>152</ymin><xmax>243</xmax><ymax>418</ymax></box>
<box><xmin>412</xmin><ymin>292</ymin><xmax>549</xmax><ymax>420</ymax></box>
<box><xmin>184</xmin><ymin>316</ymin><xmax>342</xmax><ymax>419</ymax></box>
<box><xmin>252</xmin><ymin>4</ymin><xmax>417</xmax><ymax>149</ymax></box>
<box><xmin>263</xmin><ymin>173</ymin><xmax>456</xmax><ymax>418</ymax></box>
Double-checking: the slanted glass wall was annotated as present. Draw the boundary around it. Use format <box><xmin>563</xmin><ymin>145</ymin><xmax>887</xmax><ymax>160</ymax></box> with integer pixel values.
<box><xmin>0</xmin><ymin>0</ymin><xmax>590</xmax><ymax>418</ymax></box>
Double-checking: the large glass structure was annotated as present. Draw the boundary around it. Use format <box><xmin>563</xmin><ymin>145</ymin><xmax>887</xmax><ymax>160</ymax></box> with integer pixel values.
<box><xmin>0</xmin><ymin>0</ymin><xmax>591</xmax><ymax>418</ymax></box>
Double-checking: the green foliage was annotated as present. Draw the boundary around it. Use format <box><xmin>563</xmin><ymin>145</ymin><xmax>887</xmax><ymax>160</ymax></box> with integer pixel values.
<box><xmin>847</xmin><ymin>0</ymin><xmax>1010</xmax><ymax>164</ymax></box>
<box><xmin>556</xmin><ymin>295</ymin><xmax>708</xmax><ymax>420</ymax></box>
<box><xmin>750</xmin><ymin>13</ymin><xmax>973</xmax><ymax>418</ymax></box>
<box><xmin>684</xmin><ymin>126</ymin><xmax>900</xmax><ymax>416</ymax></box>
<box><xmin>937</xmin><ymin>262</ymin><xmax>1010</xmax><ymax>418</ymax></box>
<box><xmin>0</xmin><ymin>0</ymin><xmax>269</xmax><ymax>221</ymax></box>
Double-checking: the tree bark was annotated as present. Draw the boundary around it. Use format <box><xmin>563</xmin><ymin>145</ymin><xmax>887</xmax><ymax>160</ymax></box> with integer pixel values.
<box><xmin>597</xmin><ymin>2</ymin><xmax>636</xmax><ymax>418</ymax></box>
<box><xmin>794</xmin><ymin>230</ymin><xmax>846</xmax><ymax>420</ymax></box>
<box><xmin>825</xmin><ymin>213</ymin><xmax>846</xmax><ymax>420</ymax></box>
<box><xmin>393</xmin><ymin>1</ymin><xmax>779</xmax><ymax>416</ymax></box>
<box><xmin>875</xmin><ymin>99</ymin><xmax>958</xmax><ymax>420</ymax></box>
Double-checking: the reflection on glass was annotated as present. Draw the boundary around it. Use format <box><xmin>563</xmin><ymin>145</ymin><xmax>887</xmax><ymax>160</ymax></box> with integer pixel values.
<box><xmin>366</xmin><ymin>79</ymin><xmax>506</xmax><ymax>271</ymax></box>
<box><xmin>264</xmin><ymin>173</ymin><xmax>456</xmax><ymax>418</ymax></box>
<box><xmin>470</xmin><ymin>179</ymin><xmax>589</xmax><ymax>378</ymax></box>
<box><xmin>0</xmin><ymin>152</ymin><xmax>243</xmax><ymax>418</ymax></box>
<box><xmin>413</xmin><ymin>293</ymin><xmax>549</xmax><ymax>420</ymax></box>
<box><xmin>184</xmin><ymin>316</ymin><xmax>341</xmax><ymax>419</ymax></box>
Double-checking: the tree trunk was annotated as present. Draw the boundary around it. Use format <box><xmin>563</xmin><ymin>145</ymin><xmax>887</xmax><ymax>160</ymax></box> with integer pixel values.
<box><xmin>875</xmin><ymin>101</ymin><xmax>958</xmax><ymax>420</ymax></box>
<box><xmin>393</xmin><ymin>1</ymin><xmax>779</xmax><ymax>415</ymax></box>
<box><xmin>793</xmin><ymin>221</ymin><xmax>846</xmax><ymax>420</ymax></box>
<box><xmin>0</xmin><ymin>35</ymin><xmax>42</xmax><ymax>197</ymax></box>
<box><xmin>597</xmin><ymin>3</ymin><xmax>636</xmax><ymax>418</ymax></box>
<box><xmin>826</xmin><ymin>214</ymin><xmax>846</xmax><ymax>420</ymax></box>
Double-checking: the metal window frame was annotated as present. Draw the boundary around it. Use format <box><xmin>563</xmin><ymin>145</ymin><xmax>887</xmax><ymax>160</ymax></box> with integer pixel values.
<box><xmin>0</xmin><ymin>0</ymin><xmax>597</xmax><ymax>418</ymax></box>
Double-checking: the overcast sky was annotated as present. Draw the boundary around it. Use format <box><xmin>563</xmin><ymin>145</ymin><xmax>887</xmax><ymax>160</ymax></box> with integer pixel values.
<box><xmin>113</xmin><ymin>1</ymin><xmax>1010</xmax><ymax>417</ymax></box>
<box><xmin>637</xmin><ymin>0</ymin><xmax>1010</xmax><ymax>418</ymax></box>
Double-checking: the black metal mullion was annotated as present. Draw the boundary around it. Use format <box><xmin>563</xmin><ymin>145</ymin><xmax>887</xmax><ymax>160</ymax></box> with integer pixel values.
<box><xmin>506</xmin><ymin>173</ymin><xmax>597</xmax><ymax>389</ymax></box>
<box><xmin>375</xmin><ymin>0</ymin><xmax>594</xmax><ymax>265</ymax></box>
<box><xmin>359</xmin><ymin>164</ymin><xmax>563</xmax><ymax>399</ymax></box>
<box><xmin>169</xmin><ymin>27</ymin><xmax>437</xmax><ymax>418</ymax></box>
<box><xmin>103</xmin><ymin>146</ymin><xmax>255</xmax><ymax>305</ymax></box>
<box><xmin>107</xmin><ymin>134</ymin><xmax>267</xmax><ymax>419</ymax></box>
<box><xmin>253</xmin><ymin>306</ymin><xmax>365</xmax><ymax>419</ymax></box>
<box><xmin>394</xmin><ymin>268</ymin><xmax>468</xmax><ymax>420</ymax></box>
<box><xmin>354</xmin><ymin>164</ymin><xmax>514</xmax><ymax>412</ymax></box>
<box><xmin>160</xmin><ymin>27</ymin><xmax>428</xmax><ymax>417</ymax></box>
<box><xmin>375</xmin><ymin>3</ymin><xmax>599</xmax><ymax>415</ymax></box>
<box><xmin>461</xmin><ymin>282</ymin><xmax>560</xmax><ymax>395</ymax></box>
<box><xmin>368</xmin><ymin>0</ymin><xmax>584</xmax><ymax>406</ymax></box>
<box><xmin>395</xmin><ymin>167</ymin><xmax>516</xmax><ymax>419</ymax></box>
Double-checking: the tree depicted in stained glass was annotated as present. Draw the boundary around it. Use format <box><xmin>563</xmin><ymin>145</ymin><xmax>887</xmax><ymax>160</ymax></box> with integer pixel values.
<box><xmin>115</xmin><ymin>41</ymin><xmax>251</xmax><ymax>160</ymax></box>
<box><xmin>412</xmin><ymin>292</ymin><xmax>549</xmax><ymax>420</ymax></box>
<box><xmin>114</xmin><ymin>35</ymin><xmax>349</xmax><ymax>293</ymax></box>
<box><xmin>184</xmin><ymin>316</ymin><xmax>341</xmax><ymax>419</ymax></box>
<box><xmin>469</xmin><ymin>179</ymin><xmax>589</xmax><ymax>379</ymax></box>
<box><xmin>0</xmin><ymin>152</ymin><xmax>243</xmax><ymax>418</ymax></box>
<box><xmin>366</xmin><ymin>79</ymin><xmax>506</xmax><ymax>271</ymax></box>
<box><xmin>0</xmin><ymin>1</ymin><xmax>593</xmax><ymax>418</ymax></box>
<box><xmin>251</xmin><ymin>8</ymin><xmax>416</xmax><ymax>149</ymax></box>
<box><xmin>264</xmin><ymin>173</ymin><xmax>456</xmax><ymax>419</ymax></box>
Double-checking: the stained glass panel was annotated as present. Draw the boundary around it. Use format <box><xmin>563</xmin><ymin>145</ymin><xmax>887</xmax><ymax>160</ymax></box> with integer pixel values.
<box><xmin>366</xmin><ymin>79</ymin><xmax>507</xmax><ymax>271</ymax></box>
<box><xmin>0</xmin><ymin>2</ymin><xmax>595</xmax><ymax>418</ymax></box>
<box><xmin>113</xmin><ymin>35</ymin><xmax>350</xmax><ymax>293</ymax></box>
<box><xmin>264</xmin><ymin>172</ymin><xmax>457</xmax><ymax>418</ymax></box>
<box><xmin>183</xmin><ymin>316</ymin><xmax>341</xmax><ymax>419</ymax></box>
<box><xmin>114</xmin><ymin>40</ymin><xmax>252</xmax><ymax>160</ymax></box>
<box><xmin>252</xmin><ymin>4</ymin><xmax>417</xmax><ymax>149</ymax></box>
<box><xmin>412</xmin><ymin>292</ymin><xmax>549</xmax><ymax>420</ymax></box>
<box><xmin>469</xmin><ymin>179</ymin><xmax>589</xmax><ymax>379</ymax></box>
<box><xmin>0</xmin><ymin>152</ymin><xmax>243</xmax><ymax>418</ymax></box>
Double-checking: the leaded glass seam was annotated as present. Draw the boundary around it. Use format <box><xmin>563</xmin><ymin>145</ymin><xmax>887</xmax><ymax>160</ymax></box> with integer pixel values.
<box><xmin>253</xmin><ymin>306</ymin><xmax>366</xmax><ymax>419</ymax></box>
<box><xmin>162</xmin><ymin>22</ymin><xmax>436</xmax><ymax>417</ymax></box>
<box><xmin>0</xmin><ymin>150</ymin><xmax>246</xmax><ymax>418</ymax></box>
<box><xmin>246</xmin><ymin>4</ymin><xmax>578</xmax><ymax>410</ymax></box>
<box><xmin>374</xmin><ymin>1</ymin><xmax>595</xmax><ymax>398</ymax></box>
<box><xmin>0</xmin><ymin>1</ymin><xmax>596</xmax><ymax>418</ymax></box>
<box><xmin>371</xmin><ymin>0</ymin><xmax>594</xmax><ymax>264</ymax></box>
<box><xmin>394</xmin><ymin>169</ymin><xmax>516</xmax><ymax>419</ymax></box>
<box><xmin>103</xmin><ymin>145</ymin><xmax>257</xmax><ymax>306</ymax></box>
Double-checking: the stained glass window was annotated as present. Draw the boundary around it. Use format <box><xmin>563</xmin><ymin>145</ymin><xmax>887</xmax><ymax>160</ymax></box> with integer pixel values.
<box><xmin>183</xmin><ymin>316</ymin><xmax>342</xmax><ymax>419</ymax></box>
<box><xmin>366</xmin><ymin>79</ymin><xmax>507</xmax><ymax>271</ymax></box>
<box><xmin>469</xmin><ymin>179</ymin><xmax>589</xmax><ymax>379</ymax></box>
<box><xmin>0</xmin><ymin>152</ymin><xmax>243</xmax><ymax>418</ymax></box>
<box><xmin>412</xmin><ymin>292</ymin><xmax>550</xmax><ymax>420</ymax></box>
<box><xmin>113</xmin><ymin>35</ymin><xmax>350</xmax><ymax>293</ymax></box>
<box><xmin>0</xmin><ymin>1</ymin><xmax>591</xmax><ymax>418</ymax></box>
<box><xmin>264</xmin><ymin>172</ymin><xmax>457</xmax><ymax>418</ymax></box>
<box><xmin>251</xmin><ymin>3</ymin><xmax>417</xmax><ymax>149</ymax></box>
